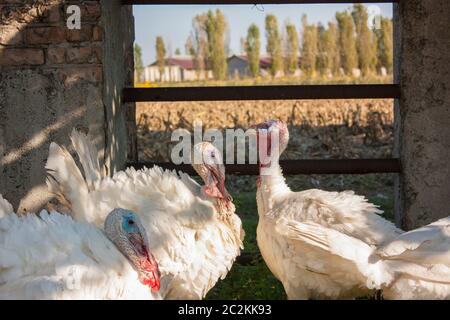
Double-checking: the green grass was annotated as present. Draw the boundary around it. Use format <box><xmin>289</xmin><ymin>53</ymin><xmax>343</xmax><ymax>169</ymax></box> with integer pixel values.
<box><xmin>368</xmin><ymin>194</ymin><xmax>395</xmax><ymax>223</ymax></box>
<box><xmin>206</xmin><ymin>192</ymin><xmax>287</xmax><ymax>300</ymax></box>
<box><xmin>205</xmin><ymin>180</ymin><xmax>395</xmax><ymax>300</ymax></box>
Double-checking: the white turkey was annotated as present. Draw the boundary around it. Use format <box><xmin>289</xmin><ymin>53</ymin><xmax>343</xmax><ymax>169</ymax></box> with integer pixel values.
<box><xmin>373</xmin><ymin>216</ymin><xmax>450</xmax><ymax>299</ymax></box>
<box><xmin>45</xmin><ymin>130</ymin><xmax>244</xmax><ymax>299</ymax></box>
<box><xmin>281</xmin><ymin>215</ymin><xmax>450</xmax><ymax>299</ymax></box>
<box><xmin>252</xmin><ymin>119</ymin><xmax>402</xmax><ymax>299</ymax></box>
<box><xmin>0</xmin><ymin>199</ymin><xmax>162</xmax><ymax>300</ymax></box>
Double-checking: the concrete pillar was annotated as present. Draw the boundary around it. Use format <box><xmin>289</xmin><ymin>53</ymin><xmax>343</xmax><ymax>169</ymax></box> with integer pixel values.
<box><xmin>101</xmin><ymin>0</ymin><xmax>137</xmax><ymax>170</ymax></box>
<box><xmin>394</xmin><ymin>0</ymin><xmax>450</xmax><ymax>229</ymax></box>
<box><xmin>0</xmin><ymin>0</ymin><xmax>135</xmax><ymax>212</ymax></box>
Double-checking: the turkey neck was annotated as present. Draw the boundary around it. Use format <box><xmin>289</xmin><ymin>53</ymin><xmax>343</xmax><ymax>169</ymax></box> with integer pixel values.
<box><xmin>213</xmin><ymin>198</ymin><xmax>243</xmax><ymax>247</ymax></box>
<box><xmin>214</xmin><ymin>198</ymin><xmax>233</xmax><ymax>219</ymax></box>
<box><xmin>256</xmin><ymin>158</ymin><xmax>291</xmax><ymax>217</ymax></box>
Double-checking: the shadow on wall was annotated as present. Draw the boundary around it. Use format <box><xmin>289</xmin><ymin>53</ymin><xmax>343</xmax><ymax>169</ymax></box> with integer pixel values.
<box><xmin>101</xmin><ymin>0</ymin><xmax>137</xmax><ymax>175</ymax></box>
<box><xmin>0</xmin><ymin>1</ymin><xmax>134</xmax><ymax>213</ymax></box>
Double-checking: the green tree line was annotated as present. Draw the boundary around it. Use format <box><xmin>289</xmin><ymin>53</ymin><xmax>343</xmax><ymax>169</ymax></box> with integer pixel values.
<box><xmin>135</xmin><ymin>5</ymin><xmax>393</xmax><ymax>81</ymax></box>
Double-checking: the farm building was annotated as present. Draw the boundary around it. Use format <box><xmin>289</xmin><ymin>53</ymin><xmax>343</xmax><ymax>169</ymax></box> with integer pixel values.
<box><xmin>227</xmin><ymin>54</ymin><xmax>301</xmax><ymax>79</ymax></box>
<box><xmin>142</xmin><ymin>55</ymin><xmax>213</xmax><ymax>82</ymax></box>
<box><xmin>142</xmin><ymin>54</ymin><xmax>303</xmax><ymax>83</ymax></box>
<box><xmin>227</xmin><ymin>54</ymin><xmax>270</xmax><ymax>78</ymax></box>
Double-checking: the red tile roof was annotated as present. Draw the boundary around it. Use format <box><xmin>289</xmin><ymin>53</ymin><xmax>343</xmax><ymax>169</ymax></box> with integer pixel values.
<box><xmin>166</xmin><ymin>57</ymin><xmax>195</xmax><ymax>70</ymax></box>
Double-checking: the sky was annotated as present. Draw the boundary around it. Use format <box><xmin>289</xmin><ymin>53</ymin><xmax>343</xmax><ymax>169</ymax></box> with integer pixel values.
<box><xmin>133</xmin><ymin>4</ymin><xmax>393</xmax><ymax>66</ymax></box>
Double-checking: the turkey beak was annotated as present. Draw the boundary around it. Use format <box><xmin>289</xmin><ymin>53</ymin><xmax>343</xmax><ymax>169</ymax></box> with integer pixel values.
<box><xmin>128</xmin><ymin>232</ymin><xmax>161</xmax><ymax>292</ymax></box>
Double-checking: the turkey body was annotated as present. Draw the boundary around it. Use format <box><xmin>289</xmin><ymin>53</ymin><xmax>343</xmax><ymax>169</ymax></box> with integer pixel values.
<box><xmin>256</xmin><ymin>174</ymin><xmax>401</xmax><ymax>299</ymax></box>
<box><xmin>46</xmin><ymin>130</ymin><xmax>244</xmax><ymax>299</ymax></box>
<box><xmin>375</xmin><ymin>216</ymin><xmax>450</xmax><ymax>299</ymax></box>
<box><xmin>257</xmin><ymin>177</ymin><xmax>450</xmax><ymax>299</ymax></box>
<box><xmin>253</xmin><ymin>120</ymin><xmax>402</xmax><ymax>299</ymax></box>
<box><xmin>0</xmin><ymin>208</ymin><xmax>161</xmax><ymax>300</ymax></box>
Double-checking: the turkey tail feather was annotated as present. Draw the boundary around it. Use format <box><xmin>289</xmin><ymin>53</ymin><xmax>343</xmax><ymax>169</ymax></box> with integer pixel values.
<box><xmin>45</xmin><ymin>141</ymin><xmax>88</xmax><ymax>219</ymax></box>
<box><xmin>69</xmin><ymin>129</ymin><xmax>104</xmax><ymax>190</ymax></box>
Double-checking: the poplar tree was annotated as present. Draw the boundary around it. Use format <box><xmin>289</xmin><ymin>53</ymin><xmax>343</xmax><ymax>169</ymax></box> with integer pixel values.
<box><xmin>325</xmin><ymin>22</ymin><xmax>340</xmax><ymax>75</ymax></box>
<box><xmin>205</xmin><ymin>9</ymin><xmax>228</xmax><ymax>80</ymax></box>
<box><xmin>285</xmin><ymin>23</ymin><xmax>299</xmax><ymax>75</ymax></box>
<box><xmin>134</xmin><ymin>43</ymin><xmax>144</xmax><ymax>83</ymax></box>
<box><xmin>155</xmin><ymin>36</ymin><xmax>166</xmax><ymax>81</ymax></box>
<box><xmin>374</xmin><ymin>17</ymin><xmax>393</xmax><ymax>74</ymax></box>
<box><xmin>246</xmin><ymin>24</ymin><xmax>261</xmax><ymax>78</ymax></box>
<box><xmin>316</xmin><ymin>23</ymin><xmax>327</xmax><ymax>75</ymax></box>
<box><xmin>301</xmin><ymin>15</ymin><xmax>318</xmax><ymax>76</ymax></box>
<box><xmin>265</xmin><ymin>14</ymin><xmax>283</xmax><ymax>77</ymax></box>
<box><xmin>186</xmin><ymin>13</ymin><xmax>208</xmax><ymax>79</ymax></box>
<box><xmin>352</xmin><ymin>4</ymin><xmax>377</xmax><ymax>75</ymax></box>
<box><xmin>336</xmin><ymin>11</ymin><xmax>358</xmax><ymax>76</ymax></box>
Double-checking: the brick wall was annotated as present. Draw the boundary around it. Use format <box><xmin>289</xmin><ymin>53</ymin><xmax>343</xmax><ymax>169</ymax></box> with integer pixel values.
<box><xmin>1</xmin><ymin>1</ymin><xmax>103</xmax><ymax>83</ymax></box>
<box><xmin>0</xmin><ymin>0</ymin><xmax>135</xmax><ymax>212</ymax></box>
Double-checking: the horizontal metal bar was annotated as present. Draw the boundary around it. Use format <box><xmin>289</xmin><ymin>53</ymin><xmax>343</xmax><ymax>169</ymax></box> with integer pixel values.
<box><xmin>123</xmin><ymin>0</ymin><xmax>399</xmax><ymax>5</ymax></box>
<box><xmin>123</xmin><ymin>84</ymin><xmax>400</xmax><ymax>102</ymax></box>
<box><xmin>126</xmin><ymin>159</ymin><xmax>401</xmax><ymax>175</ymax></box>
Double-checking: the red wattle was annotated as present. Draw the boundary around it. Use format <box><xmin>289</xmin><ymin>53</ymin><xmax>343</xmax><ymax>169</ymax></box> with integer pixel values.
<box><xmin>142</xmin><ymin>276</ymin><xmax>160</xmax><ymax>292</ymax></box>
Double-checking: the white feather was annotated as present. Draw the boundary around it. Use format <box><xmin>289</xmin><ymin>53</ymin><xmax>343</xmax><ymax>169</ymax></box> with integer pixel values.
<box><xmin>45</xmin><ymin>130</ymin><xmax>244</xmax><ymax>299</ymax></box>
<box><xmin>0</xmin><ymin>195</ymin><xmax>13</xmax><ymax>218</ymax></box>
<box><xmin>69</xmin><ymin>129</ymin><xmax>103</xmax><ymax>190</ymax></box>
<box><xmin>375</xmin><ymin>217</ymin><xmax>450</xmax><ymax>299</ymax></box>
<box><xmin>0</xmin><ymin>208</ymin><xmax>161</xmax><ymax>300</ymax></box>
